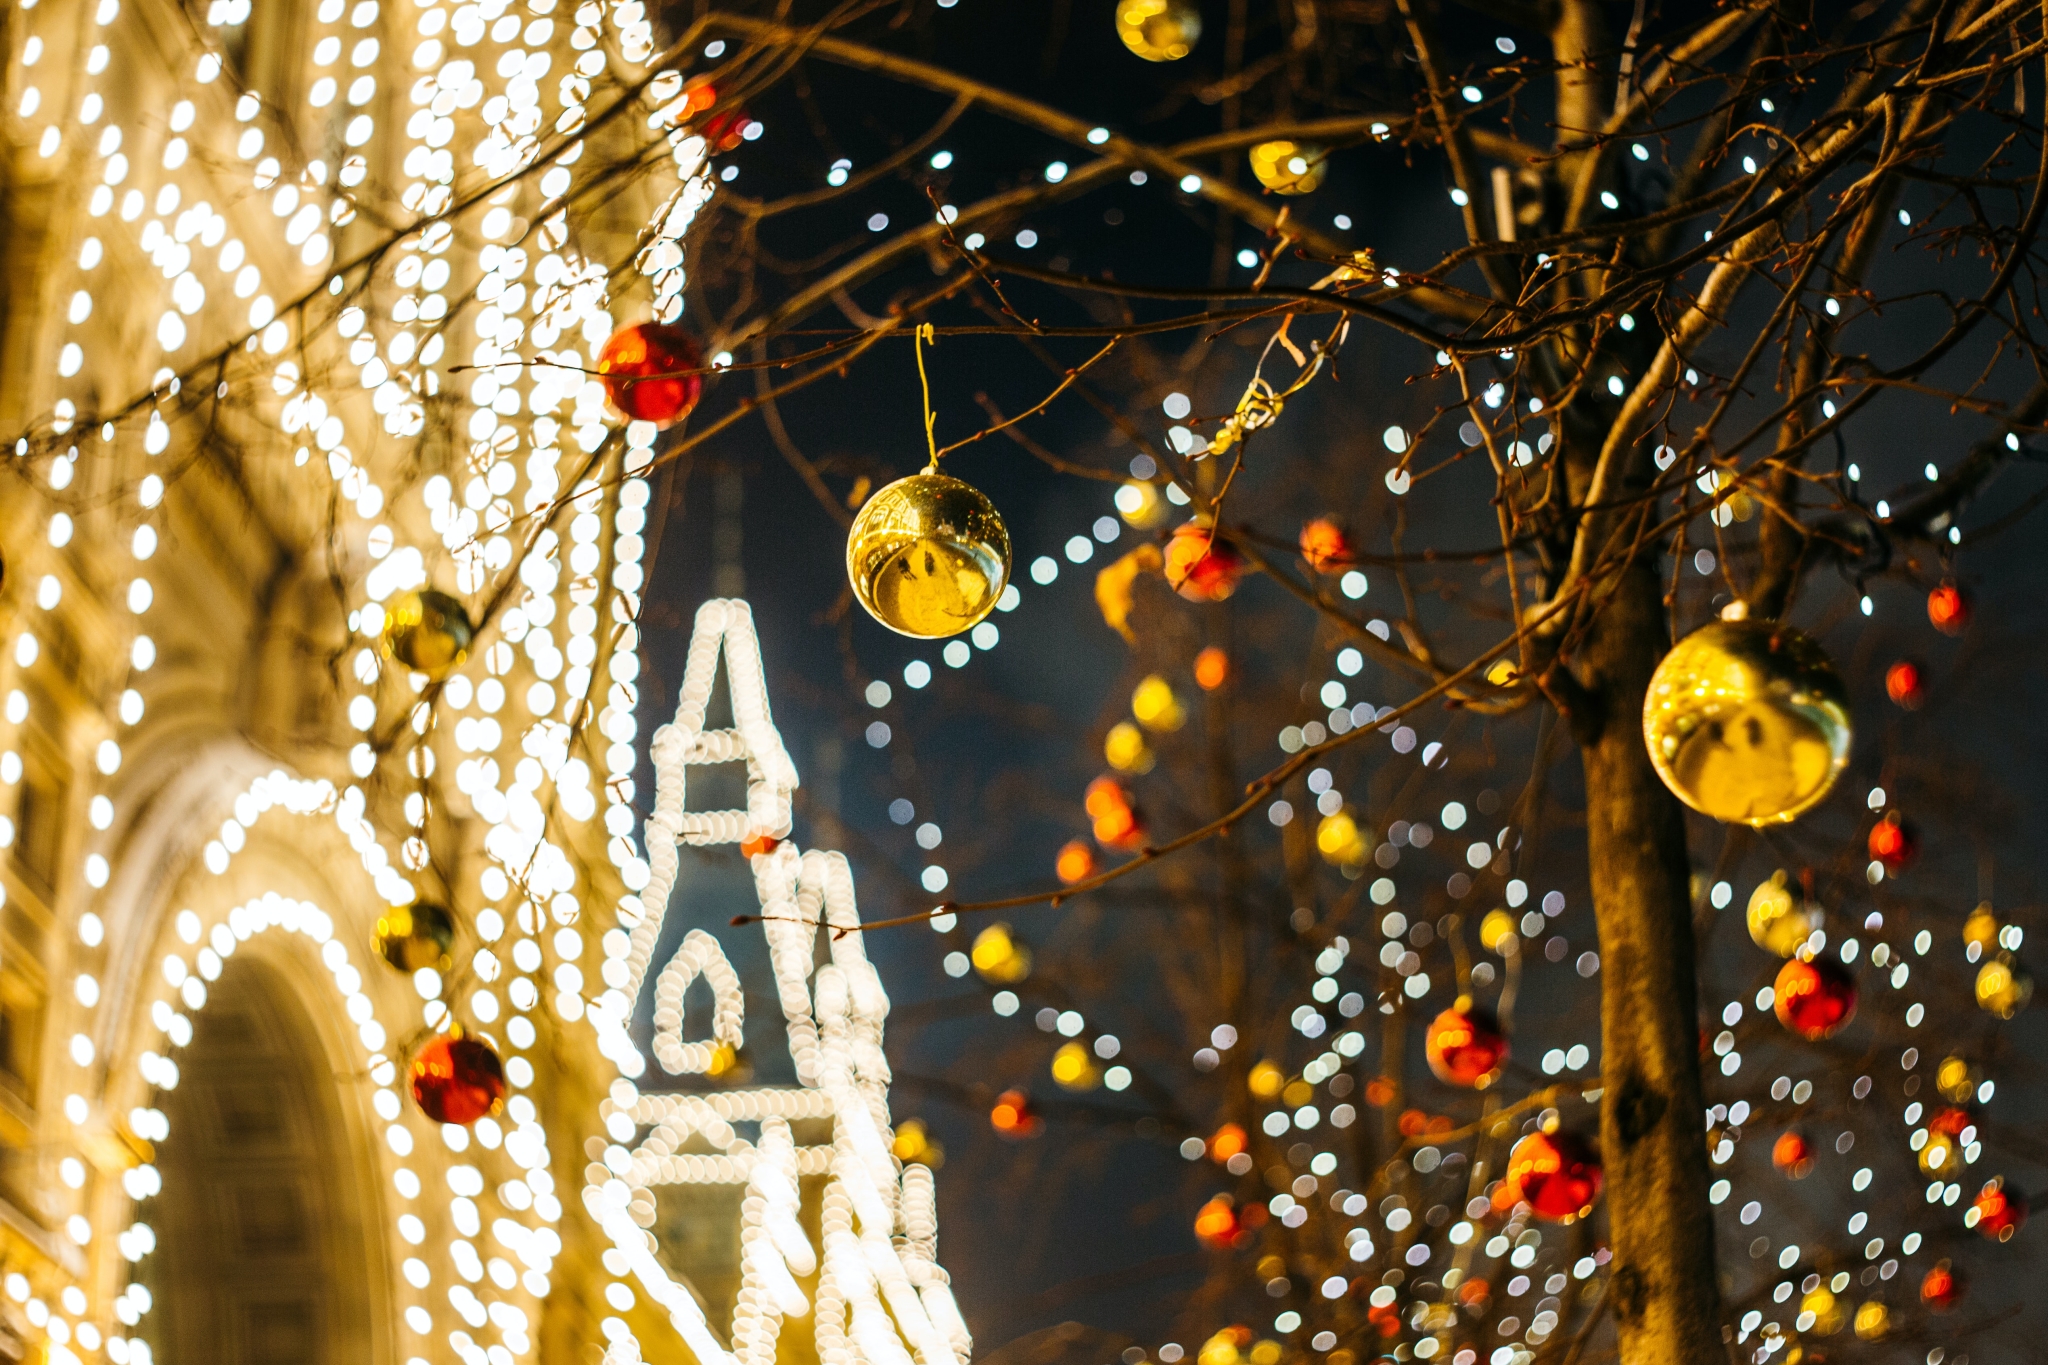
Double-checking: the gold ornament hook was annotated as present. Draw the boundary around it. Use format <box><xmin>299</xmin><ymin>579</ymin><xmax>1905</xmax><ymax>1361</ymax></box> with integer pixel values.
<box><xmin>915</xmin><ymin>322</ymin><xmax>940</xmax><ymax>472</ymax></box>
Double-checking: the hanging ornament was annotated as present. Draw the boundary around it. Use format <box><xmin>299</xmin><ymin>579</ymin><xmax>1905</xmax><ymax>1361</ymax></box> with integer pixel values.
<box><xmin>1936</xmin><ymin>1054</ymin><xmax>1981</xmax><ymax>1102</ymax></box>
<box><xmin>1050</xmin><ymin>1040</ymin><xmax>1102</xmax><ymax>1091</ymax></box>
<box><xmin>1315</xmin><ymin>808</ymin><xmax>1371</xmax><ymax>867</ymax></box>
<box><xmin>1927</xmin><ymin>581</ymin><xmax>1970</xmax><ymax>635</ymax></box>
<box><xmin>373</xmin><ymin>901</ymin><xmax>456</xmax><ymax>973</ymax></box>
<box><xmin>1104</xmin><ymin>720</ymin><xmax>1155</xmax><ymax>773</ymax></box>
<box><xmin>597</xmin><ymin>322</ymin><xmax>705</xmax><ymax>426</ymax></box>
<box><xmin>1866</xmin><ymin>811</ymin><xmax>1917</xmax><ymax>871</ymax></box>
<box><xmin>847</xmin><ymin>470</ymin><xmax>1011</xmax><ymax>637</ymax></box>
<box><xmin>1504</xmin><ymin>1129</ymin><xmax>1601</xmax><ymax>1222</ymax></box>
<box><xmin>1164</xmin><ymin>522</ymin><xmax>1248</xmax><ymax>601</ymax></box>
<box><xmin>1920</xmin><ymin>1260</ymin><xmax>1965</xmax><ymax>1312</ymax></box>
<box><xmin>1642</xmin><ymin>619</ymin><xmax>1852</xmax><ymax>826</ymax></box>
<box><xmin>1968</xmin><ymin>1177</ymin><xmax>2026</xmax><ymax>1240</ymax></box>
<box><xmin>1773</xmin><ymin>955</ymin><xmax>1857</xmax><ymax>1040</ymax></box>
<box><xmin>1192</xmin><ymin>1195</ymin><xmax>1242</xmax><ymax>1249</ymax></box>
<box><xmin>383</xmin><ymin>588</ymin><xmax>475</xmax><ymax>680</ymax></box>
<box><xmin>1852</xmin><ymin>1302</ymin><xmax>1890</xmax><ymax>1340</ymax></box>
<box><xmin>1207</xmin><ymin>1123</ymin><xmax>1249</xmax><ymax>1163</ymax></box>
<box><xmin>848</xmin><ymin>327</ymin><xmax>1011</xmax><ymax>638</ymax></box>
<box><xmin>1884</xmin><ymin>659</ymin><xmax>1926</xmax><ymax>709</ymax></box>
<box><xmin>1115</xmin><ymin>0</ymin><xmax>1200</xmax><ymax>60</ymax></box>
<box><xmin>1298</xmin><ymin>517</ymin><xmax>1354</xmax><ymax>572</ymax></box>
<box><xmin>1964</xmin><ymin>902</ymin><xmax>2000</xmax><ymax>954</ymax></box>
<box><xmin>1918</xmin><ymin>1106</ymin><xmax>1971</xmax><ymax>1177</ymax></box>
<box><xmin>1975</xmin><ymin>953</ymin><xmax>2032</xmax><ymax>1018</ymax></box>
<box><xmin>1745</xmin><ymin>870</ymin><xmax>1818</xmax><ymax>956</ymax></box>
<box><xmin>989</xmin><ymin>1088</ymin><xmax>1042</xmax><ymax>1138</ymax></box>
<box><xmin>890</xmin><ymin>1119</ymin><xmax>943</xmax><ymax>1167</ymax></box>
<box><xmin>1800</xmin><ymin>1285</ymin><xmax>1845</xmax><ymax>1335</ymax></box>
<box><xmin>1424</xmin><ymin>1000</ymin><xmax>1507</xmax><ymax>1088</ymax></box>
<box><xmin>1770</xmin><ymin>1130</ymin><xmax>1814</xmax><ymax>1178</ymax></box>
<box><xmin>1131</xmin><ymin>674</ymin><xmax>1188</xmax><ymax>731</ymax></box>
<box><xmin>970</xmin><ymin>923</ymin><xmax>1032</xmax><ymax>984</ymax></box>
<box><xmin>1085</xmin><ymin>776</ymin><xmax>1145</xmax><ymax>850</ymax></box>
<box><xmin>1055</xmin><ymin>838</ymin><xmax>1097</xmax><ymax>884</ymax></box>
<box><xmin>409</xmin><ymin>1031</ymin><xmax>506</xmax><ymax>1125</ymax></box>
<box><xmin>1249</xmin><ymin>141</ymin><xmax>1328</xmax><ymax>195</ymax></box>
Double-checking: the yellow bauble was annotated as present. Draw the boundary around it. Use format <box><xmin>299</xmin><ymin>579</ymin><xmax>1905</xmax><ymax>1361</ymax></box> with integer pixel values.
<box><xmin>847</xmin><ymin>470</ymin><xmax>1010</xmax><ymax>638</ymax></box>
<box><xmin>1746</xmin><ymin>869</ymin><xmax>1818</xmax><ymax>956</ymax></box>
<box><xmin>383</xmin><ymin>588</ymin><xmax>476</xmax><ymax>680</ymax></box>
<box><xmin>1936</xmin><ymin>1055</ymin><xmax>1980</xmax><ymax>1102</ymax></box>
<box><xmin>1642</xmin><ymin>620</ymin><xmax>1851</xmax><ymax>825</ymax></box>
<box><xmin>1315</xmin><ymin>809</ymin><xmax>1369</xmax><ymax>866</ymax></box>
<box><xmin>1249</xmin><ymin>140</ymin><xmax>1327</xmax><ymax>195</ymax></box>
<box><xmin>374</xmin><ymin>901</ymin><xmax>456</xmax><ymax>973</ymax></box>
<box><xmin>1051</xmin><ymin>1040</ymin><xmax>1101</xmax><ymax>1090</ymax></box>
<box><xmin>1131</xmin><ymin>674</ymin><xmax>1187</xmax><ymax>731</ymax></box>
<box><xmin>1975</xmin><ymin>954</ymin><xmax>2032</xmax><ymax>1018</ymax></box>
<box><xmin>1964</xmin><ymin>902</ymin><xmax>1999</xmax><ymax>952</ymax></box>
<box><xmin>1800</xmin><ymin>1285</ymin><xmax>1844</xmax><ymax>1335</ymax></box>
<box><xmin>970</xmin><ymin>923</ymin><xmax>1032</xmax><ymax>984</ymax></box>
<box><xmin>1247</xmin><ymin>1061</ymin><xmax>1284</xmax><ymax>1098</ymax></box>
<box><xmin>1852</xmin><ymin>1301</ymin><xmax>1889</xmax><ymax>1340</ymax></box>
<box><xmin>1480</xmin><ymin>908</ymin><xmax>1518</xmax><ymax>954</ymax></box>
<box><xmin>1104</xmin><ymin>720</ymin><xmax>1154</xmax><ymax>773</ymax></box>
<box><xmin>1116</xmin><ymin>0</ymin><xmax>1201</xmax><ymax>60</ymax></box>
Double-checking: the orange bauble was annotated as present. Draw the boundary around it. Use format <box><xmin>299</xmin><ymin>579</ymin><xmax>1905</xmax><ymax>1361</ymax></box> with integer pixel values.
<box><xmin>1774</xmin><ymin>956</ymin><xmax>1858</xmax><ymax>1040</ymax></box>
<box><xmin>1055</xmin><ymin>838</ymin><xmax>1097</xmax><ymax>884</ymax></box>
<box><xmin>598</xmin><ymin>322</ymin><xmax>705</xmax><ymax>426</ymax></box>
<box><xmin>1298</xmin><ymin>518</ymin><xmax>1354</xmax><ymax>573</ymax></box>
<box><xmin>1085</xmin><ymin>776</ymin><xmax>1146</xmax><ymax>851</ymax></box>
<box><xmin>410</xmin><ymin>1034</ymin><xmax>507</xmax><ymax>1125</ymax></box>
<box><xmin>1972</xmin><ymin>1178</ymin><xmax>2026</xmax><ymax>1240</ymax></box>
<box><xmin>1193</xmin><ymin>645</ymin><xmax>1230</xmax><ymax>691</ymax></box>
<box><xmin>990</xmin><ymin>1088</ymin><xmax>1042</xmax><ymax>1138</ymax></box>
<box><xmin>1884</xmin><ymin>660</ymin><xmax>1926</xmax><ymax>709</ymax></box>
<box><xmin>1207</xmin><ymin>1122</ymin><xmax>1250</xmax><ymax>1162</ymax></box>
<box><xmin>1425</xmin><ymin>1003</ymin><xmax>1508</xmax><ymax>1088</ymax></box>
<box><xmin>1867</xmin><ymin>811</ymin><xmax>1917</xmax><ymax>871</ymax></box>
<box><xmin>1920</xmin><ymin>1259</ymin><xmax>1964</xmax><ymax>1312</ymax></box>
<box><xmin>1927</xmin><ymin>582</ymin><xmax>1970</xmax><ymax>635</ymax></box>
<box><xmin>1505</xmin><ymin>1129</ymin><xmax>1602</xmax><ymax>1222</ymax></box>
<box><xmin>740</xmin><ymin>832</ymin><xmax>780</xmax><ymax>858</ymax></box>
<box><xmin>1164</xmin><ymin>523</ymin><xmax>1247</xmax><ymax>602</ymax></box>
<box><xmin>1771</xmin><ymin>1131</ymin><xmax>1814</xmax><ymax>1178</ymax></box>
<box><xmin>1193</xmin><ymin>1194</ymin><xmax>1241</xmax><ymax>1249</ymax></box>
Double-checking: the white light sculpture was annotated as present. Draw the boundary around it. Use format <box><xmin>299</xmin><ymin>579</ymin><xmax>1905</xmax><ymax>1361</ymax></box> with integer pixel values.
<box><xmin>583</xmin><ymin>599</ymin><xmax>970</xmax><ymax>1365</ymax></box>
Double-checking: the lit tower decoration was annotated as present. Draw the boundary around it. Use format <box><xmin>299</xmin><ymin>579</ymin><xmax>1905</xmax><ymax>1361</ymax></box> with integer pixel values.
<box><xmin>583</xmin><ymin>599</ymin><xmax>970</xmax><ymax>1365</ymax></box>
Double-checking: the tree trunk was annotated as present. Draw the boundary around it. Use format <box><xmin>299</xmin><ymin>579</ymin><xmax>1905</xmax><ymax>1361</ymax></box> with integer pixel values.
<box><xmin>1575</xmin><ymin>562</ymin><xmax>1724</xmax><ymax>1364</ymax></box>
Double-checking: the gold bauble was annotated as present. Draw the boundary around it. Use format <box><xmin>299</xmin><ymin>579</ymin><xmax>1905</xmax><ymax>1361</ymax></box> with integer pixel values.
<box><xmin>1249</xmin><ymin>140</ymin><xmax>1327</xmax><ymax>195</ymax></box>
<box><xmin>970</xmin><ymin>923</ymin><xmax>1032</xmax><ymax>984</ymax></box>
<box><xmin>1642</xmin><ymin>620</ymin><xmax>1852</xmax><ymax>826</ymax></box>
<box><xmin>1964</xmin><ymin>902</ymin><xmax>2000</xmax><ymax>952</ymax></box>
<box><xmin>1746</xmin><ymin>870</ymin><xmax>1818</xmax><ymax>957</ymax></box>
<box><xmin>383</xmin><ymin>588</ymin><xmax>475</xmax><ymax>680</ymax></box>
<box><xmin>1936</xmin><ymin>1054</ymin><xmax>1980</xmax><ymax>1102</ymax></box>
<box><xmin>374</xmin><ymin>901</ymin><xmax>456</xmax><ymax>973</ymax></box>
<box><xmin>846</xmin><ymin>470</ymin><xmax>1010</xmax><ymax>638</ymax></box>
<box><xmin>1051</xmin><ymin>1039</ymin><xmax>1101</xmax><ymax>1091</ymax></box>
<box><xmin>1480</xmin><ymin>908</ymin><xmax>1518</xmax><ymax>954</ymax></box>
<box><xmin>1852</xmin><ymin>1301</ymin><xmax>1889</xmax><ymax>1341</ymax></box>
<box><xmin>1104</xmin><ymin>721</ymin><xmax>1154</xmax><ymax>773</ymax></box>
<box><xmin>1315</xmin><ymin>809</ymin><xmax>1370</xmax><ymax>866</ymax></box>
<box><xmin>1800</xmin><ymin>1285</ymin><xmax>1844</xmax><ymax>1336</ymax></box>
<box><xmin>1131</xmin><ymin>674</ymin><xmax>1187</xmax><ymax>731</ymax></box>
<box><xmin>1116</xmin><ymin>0</ymin><xmax>1201</xmax><ymax>61</ymax></box>
<box><xmin>1975</xmin><ymin>954</ymin><xmax>2032</xmax><ymax>1018</ymax></box>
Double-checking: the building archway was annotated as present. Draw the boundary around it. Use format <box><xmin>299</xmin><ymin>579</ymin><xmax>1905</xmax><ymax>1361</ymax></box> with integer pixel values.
<box><xmin>140</xmin><ymin>953</ymin><xmax>379</xmax><ymax>1365</ymax></box>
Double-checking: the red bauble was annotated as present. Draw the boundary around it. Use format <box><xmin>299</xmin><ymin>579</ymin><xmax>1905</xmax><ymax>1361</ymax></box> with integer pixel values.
<box><xmin>1771</xmin><ymin>1131</ymin><xmax>1814</xmax><ymax>1178</ymax></box>
<box><xmin>410</xmin><ymin>1034</ymin><xmax>506</xmax><ymax>1126</ymax></box>
<box><xmin>1298</xmin><ymin>518</ymin><xmax>1354</xmax><ymax>573</ymax></box>
<box><xmin>1972</xmin><ymin>1178</ymin><xmax>2026</xmax><ymax>1240</ymax></box>
<box><xmin>598</xmin><ymin>323</ymin><xmax>705</xmax><ymax>426</ymax></box>
<box><xmin>1505</xmin><ymin>1130</ymin><xmax>1602</xmax><ymax>1222</ymax></box>
<box><xmin>1774</xmin><ymin>956</ymin><xmax>1858</xmax><ymax>1040</ymax></box>
<box><xmin>1884</xmin><ymin>660</ymin><xmax>1926</xmax><ymax>709</ymax></box>
<box><xmin>1164</xmin><ymin>523</ymin><xmax>1247</xmax><ymax>602</ymax></box>
<box><xmin>1425</xmin><ymin>1005</ymin><xmax>1508</xmax><ymax>1088</ymax></box>
<box><xmin>1867</xmin><ymin>811</ymin><xmax>1917</xmax><ymax>871</ymax></box>
<box><xmin>1928</xmin><ymin>582</ymin><xmax>1970</xmax><ymax>635</ymax></box>
<box><xmin>1920</xmin><ymin>1259</ymin><xmax>1965</xmax><ymax>1312</ymax></box>
<box><xmin>989</xmin><ymin>1088</ymin><xmax>1042</xmax><ymax>1138</ymax></box>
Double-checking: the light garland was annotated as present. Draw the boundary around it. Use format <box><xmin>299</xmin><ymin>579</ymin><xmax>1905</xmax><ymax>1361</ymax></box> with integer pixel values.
<box><xmin>585</xmin><ymin>599</ymin><xmax>969</xmax><ymax>1365</ymax></box>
